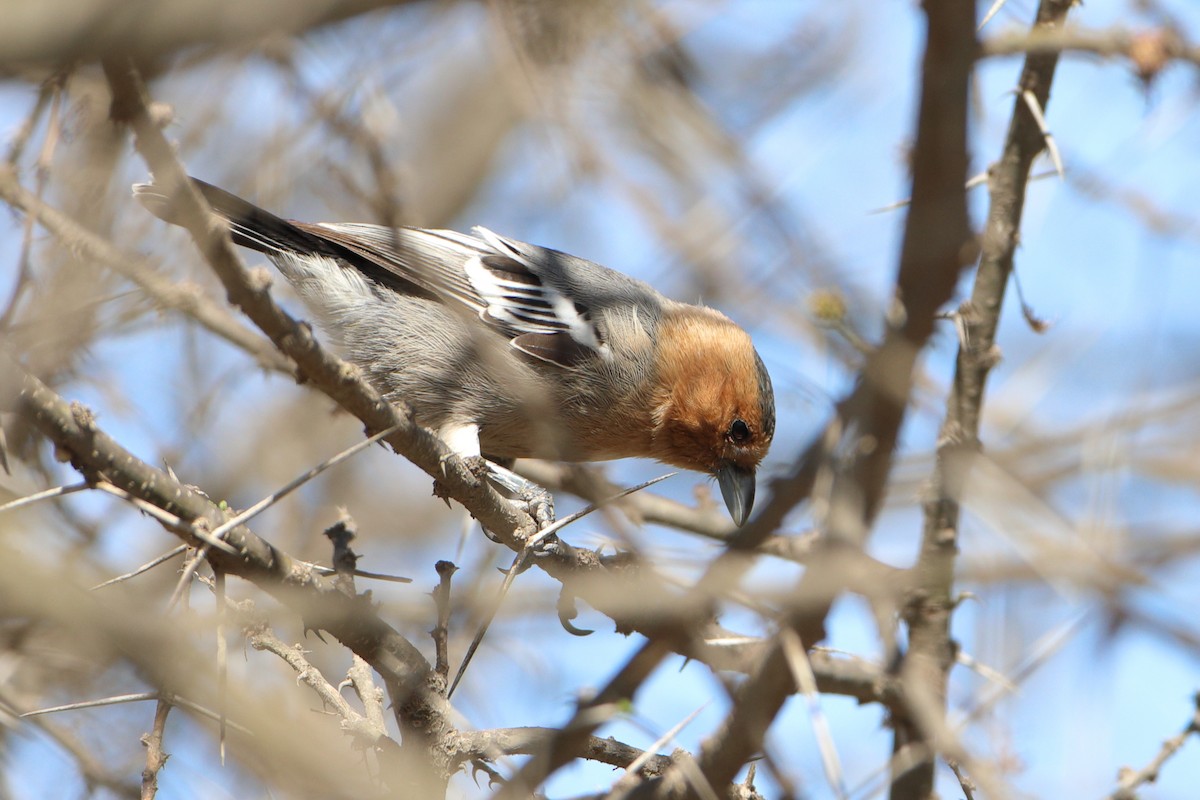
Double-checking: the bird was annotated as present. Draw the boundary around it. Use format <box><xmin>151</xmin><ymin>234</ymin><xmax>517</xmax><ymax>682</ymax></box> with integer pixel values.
<box><xmin>134</xmin><ymin>177</ymin><xmax>775</xmax><ymax>526</ymax></box>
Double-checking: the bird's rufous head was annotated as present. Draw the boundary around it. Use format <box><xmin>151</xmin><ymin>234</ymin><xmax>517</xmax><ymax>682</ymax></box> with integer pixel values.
<box><xmin>650</xmin><ymin>307</ymin><xmax>775</xmax><ymax>525</ymax></box>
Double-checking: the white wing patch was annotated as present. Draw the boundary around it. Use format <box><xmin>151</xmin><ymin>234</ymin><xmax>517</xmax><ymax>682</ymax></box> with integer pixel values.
<box><xmin>465</xmin><ymin>228</ymin><xmax>611</xmax><ymax>366</ymax></box>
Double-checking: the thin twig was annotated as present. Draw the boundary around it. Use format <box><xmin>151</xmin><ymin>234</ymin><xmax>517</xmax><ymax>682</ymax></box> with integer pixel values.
<box><xmin>215</xmin><ymin>570</ymin><xmax>228</xmax><ymax>765</ymax></box>
<box><xmin>432</xmin><ymin>560</ymin><xmax>456</xmax><ymax>681</ymax></box>
<box><xmin>1108</xmin><ymin>692</ymin><xmax>1200</xmax><ymax>799</ymax></box>
<box><xmin>92</xmin><ymin>545</ymin><xmax>189</xmax><ymax>590</ymax></box>
<box><xmin>208</xmin><ymin>423</ymin><xmax>402</xmax><ymax>542</ymax></box>
<box><xmin>946</xmin><ymin>759</ymin><xmax>977</xmax><ymax>800</ymax></box>
<box><xmin>346</xmin><ymin>655</ymin><xmax>387</xmax><ymax>737</ymax></box>
<box><xmin>92</xmin><ymin>480</ymin><xmax>237</xmax><ymax>556</ymax></box>
<box><xmin>982</xmin><ymin>25</ymin><xmax>1200</xmax><ymax>73</ymax></box>
<box><xmin>613</xmin><ymin>704</ymin><xmax>707</xmax><ymax>789</ymax></box>
<box><xmin>0</xmin><ymin>481</ymin><xmax>88</xmax><ymax>514</ymax></box>
<box><xmin>140</xmin><ymin>696</ymin><xmax>172</xmax><ymax>800</ymax></box>
<box><xmin>246</xmin><ymin>621</ymin><xmax>388</xmax><ymax>748</ymax></box>
<box><xmin>780</xmin><ymin>628</ymin><xmax>847</xmax><ymax>800</ymax></box>
<box><xmin>21</xmin><ymin>691</ymin><xmax>253</xmax><ymax>735</ymax></box>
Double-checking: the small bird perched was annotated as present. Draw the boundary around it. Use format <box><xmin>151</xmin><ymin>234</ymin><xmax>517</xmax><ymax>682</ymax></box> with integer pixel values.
<box><xmin>134</xmin><ymin>178</ymin><xmax>775</xmax><ymax>525</ymax></box>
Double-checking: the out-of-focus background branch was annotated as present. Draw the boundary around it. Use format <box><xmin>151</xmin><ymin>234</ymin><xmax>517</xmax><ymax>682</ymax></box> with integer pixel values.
<box><xmin>2</xmin><ymin>1</ymin><xmax>1200</xmax><ymax>798</ymax></box>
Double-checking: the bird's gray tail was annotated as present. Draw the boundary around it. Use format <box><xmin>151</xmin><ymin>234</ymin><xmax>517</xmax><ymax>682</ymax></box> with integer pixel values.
<box><xmin>132</xmin><ymin>177</ymin><xmax>336</xmax><ymax>258</ymax></box>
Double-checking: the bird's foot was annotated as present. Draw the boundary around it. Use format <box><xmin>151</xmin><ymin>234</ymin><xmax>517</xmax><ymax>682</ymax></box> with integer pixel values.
<box><xmin>481</xmin><ymin>461</ymin><xmax>560</xmax><ymax>555</ymax></box>
<box><xmin>484</xmin><ymin>462</ymin><xmax>555</xmax><ymax>527</ymax></box>
<box><xmin>436</xmin><ymin>455</ymin><xmax>560</xmax><ymax>553</ymax></box>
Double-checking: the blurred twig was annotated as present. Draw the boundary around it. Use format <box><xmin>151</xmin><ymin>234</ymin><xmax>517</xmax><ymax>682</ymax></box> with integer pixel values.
<box><xmin>982</xmin><ymin>24</ymin><xmax>1200</xmax><ymax>82</ymax></box>
<box><xmin>0</xmin><ymin>166</ymin><xmax>293</xmax><ymax>373</ymax></box>
<box><xmin>1108</xmin><ymin>692</ymin><xmax>1200</xmax><ymax>799</ymax></box>
<box><xmin>0</xmin><ymin>0</ymin><xmax>425</xmax><ymax>65</ymax></box>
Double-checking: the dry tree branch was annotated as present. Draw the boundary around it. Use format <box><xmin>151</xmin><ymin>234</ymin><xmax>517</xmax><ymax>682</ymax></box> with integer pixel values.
<box><xmin>1108</xmin><ymin>692</ymin><xmax>1200</xmax><ymax>799</ymax></box>
<box><xmin>431</xmin><ymin>559</ymin><xmax>456</xmax><ymax>681</ymax></box>
<box><xmin>12</xmin><ymin>368</ymin><xmax>450</xmax><ymax>788</ymax></box>
<box><xmin>452</xmin><ymin>727</ymin><xmax>675</xmax><ymax>777</ymax></box>
<box><xmin>0</xmin><ymin>480</ymin><xmax>89</xmax><ymax>513</ymax></box>
<box><xmin>899</xmin><ymin>3</ymin><xmax>1077</xmax><ymax>799</ymax></box>
<box><xmin>0</xmin><ymin>0</ymin><xmax>425</xmax><ymax>66</ymax></box>
<box><xmin>346</xmin><ymin>655</ymin><xmax>388</xmax><ymax>740</ymax></box>
<box><xmin>982</xmin><ymin>24</ymin><xmax>1200</xmax><ymax>80</ymax></box>
<box><xmin>244</xmin><ymin>617</ymin><xmax>390</xmax><ymax>748</ymax></box>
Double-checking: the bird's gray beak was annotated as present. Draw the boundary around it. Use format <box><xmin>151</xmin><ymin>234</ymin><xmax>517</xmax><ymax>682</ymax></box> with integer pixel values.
<box><xmin>716</xmin><ymin>462</ymin><xmax>756</xmax><ymax>527</ymax></box>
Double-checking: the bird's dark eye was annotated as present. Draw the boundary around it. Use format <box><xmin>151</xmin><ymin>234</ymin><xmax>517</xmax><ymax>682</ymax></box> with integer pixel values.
<box><xmin>728</xmin><ymin>419</ymin><xmax>751</xmax><ymax>444</ymax></box>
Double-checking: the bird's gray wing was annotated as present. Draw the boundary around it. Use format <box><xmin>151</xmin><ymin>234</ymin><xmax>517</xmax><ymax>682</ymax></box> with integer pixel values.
<box><xmin>302</xmin><ymin>222</ymin><xmax>660</xmax><ymax>368</ymax></box>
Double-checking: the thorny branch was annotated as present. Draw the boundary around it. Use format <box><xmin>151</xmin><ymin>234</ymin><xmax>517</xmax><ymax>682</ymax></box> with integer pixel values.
<box><xmin>11</xmin><ymin>366</ymin><xmax>701</xmax><ymax>793</ymax></box>
<box><xmin>897</xmin><ymin>2</ymin><xmax>1077</xmax><ymax>799</ymax></box>
<box><xmin>140</xmin><ymin>697</ymin><xmax>171</xmax><ymax>800</ymax></box>
<box><xmin>12</xmin><ymin>367</ymin><xmax>451</xmax><ymax>791</ymax></box>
